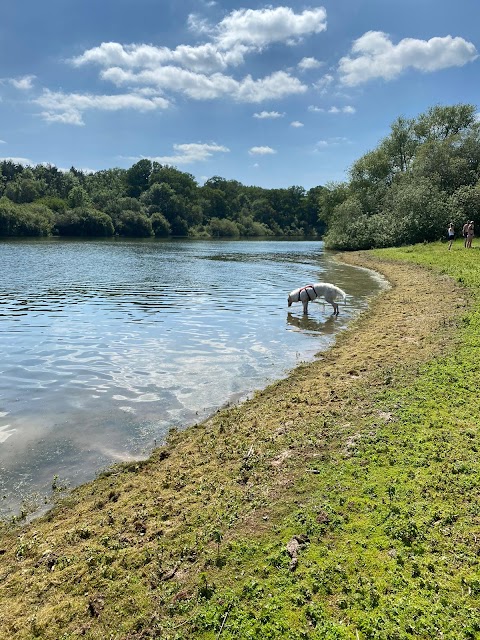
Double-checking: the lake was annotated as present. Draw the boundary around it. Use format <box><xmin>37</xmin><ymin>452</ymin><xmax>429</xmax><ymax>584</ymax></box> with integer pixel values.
<box><xmin>0</xmin><ymin>238</ymin><xmax>386</xmax><ymax>517</ymax></box>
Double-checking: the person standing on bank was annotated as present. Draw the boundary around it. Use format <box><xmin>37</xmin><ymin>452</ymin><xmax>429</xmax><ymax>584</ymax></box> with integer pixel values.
<box><xmin>447</xmin><ymin>222</ymin><xmax>455</xmax><ymax>250</ymax></box>
<box><xmin>463</xmin><ymin>220</ymin><xmax>470</xmax><ymax>247</ymax></box>
<box><xmin>466</xmin><ymin>221</ymin><xmax>475</xmax><ymax>248</ymax></box>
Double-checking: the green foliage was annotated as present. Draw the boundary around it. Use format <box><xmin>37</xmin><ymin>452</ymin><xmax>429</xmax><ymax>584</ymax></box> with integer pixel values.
<box><xmin>0</xmin><ymin>157</ymin><xmax>326</xmax><ymax>239</ymax></box>
<box><xmin>55</xmin><ymin>207</ymin><xmax>114</xmax><ymax>237</ymax></box>
<box><xmin>326</xmin><ymin>102</ymin><xmax>480</xmax><ymax>249</ymax></box>
<box><xmin>0</xmin><ymin>198</ymin><xmax>54</xmax><ymax>236</ymax></box>
<box><xmin>150</xmin><ymin>212</ymin><xmax>171</xmax><ymax>237</ymax></box>
<box><xmin>67</xmin><ymin>185</ymin><xmax>91</xmax><ymax>209</ymax></box>
<box><xmin>207</xmin><ymin>217</ymin><xmax>240</xmax><ymax>237</ymax></box>
<box><xmin>5</xmin><ymin>174</ymin><xmax>43</xmax><ymax>203</ymax></box>
<box><xmin>116</xmin><ymin>210</ymin><xmax>153</xmax><ymax>237</ymax></box>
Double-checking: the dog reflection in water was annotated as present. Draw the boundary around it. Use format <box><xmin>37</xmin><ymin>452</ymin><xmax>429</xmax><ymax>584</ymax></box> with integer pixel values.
<box><xmin>287</xmin><ymin>282</ymin><xmax>347</xmax><ymax>315</ymax></box>
<box><xmin>287</xmin><ymin>312</ymin><xmax>338</xmax><ymax>335</ymax></box>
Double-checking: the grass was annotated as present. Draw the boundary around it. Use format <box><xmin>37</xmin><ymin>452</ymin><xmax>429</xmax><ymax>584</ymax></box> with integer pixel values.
<box><xmin>0</xmin><ymin>239</ymin><xmax>479</xmax><ymax>639</ymax></box>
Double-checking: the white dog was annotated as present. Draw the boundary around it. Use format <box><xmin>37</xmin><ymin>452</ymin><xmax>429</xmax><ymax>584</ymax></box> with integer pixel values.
<box><xmin>288</xmin><ymin>282</ymin><xmax>347</xmax><ymax>315</ymax></box>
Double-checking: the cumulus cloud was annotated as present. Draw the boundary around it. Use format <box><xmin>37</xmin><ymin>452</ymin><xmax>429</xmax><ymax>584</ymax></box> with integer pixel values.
<box><xmin>213</xmin><ymin>6</ymin><xmax>327</xmax><ymax>50</ymax></box>
<box><xmin>253</xmin><ymin>110</ymin><xmax>285</xmax><ymax>118</ymax></box>
<box><xmin>10</xmin><ymin>75</ymin><xmax>36</xmax><ymax>90</ymax></box>
<box><xmin>35</xmin><ymin>89</ymin><xmax>170</xmax><ymax>125</ymax></box>
<box><xmin>298</xmin><ymin>57</ymin><xmax>322</xmax><ymax>71</ymax></box>
<box><xmin>248</xmin><ymin>146</ymin><xmax>277</xmax><ymax>155</ymax></box>
<box><xmin>308</xmin><ymin>105</ymin><xmax>324</xmax><ymax>112</ymax></box>
<box><xmin>339</xmin><ymin>31</ymin><xmax>478</xmax><ymax>86</ymax></box>
<box><xmin>68</xmin><ymin>6</ymin><xmax>324</xmax><ymax>112</ymax></box>
<box><xmin>290</xmin><ymin>120</ymin><xmax>304</xmax><ymax>127</ymax></box>
<box><xmin>102</xmin><ymin>67</ymin><xmax>307</xmax><ymax>103</ymax></box>
<box><xmin>72</xmin><ymin>41</ymin><xmax>247</xmax><ymax>74</ymax></box>
<box><xmin>130</xmin><ymin>142</ymin><xmax>229</xmax><ymax>165</ymax></box>
<box><xmin>328</xmin><ymin>105</ymin><xmax>356</xmax><ymax>114</ymax></box>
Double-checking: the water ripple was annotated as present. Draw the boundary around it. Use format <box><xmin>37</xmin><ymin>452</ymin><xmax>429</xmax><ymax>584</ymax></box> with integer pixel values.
<box><xmin>0</xmin><ymin>238</ymin><xmax>386</xmax><ymax>515</ymax></box>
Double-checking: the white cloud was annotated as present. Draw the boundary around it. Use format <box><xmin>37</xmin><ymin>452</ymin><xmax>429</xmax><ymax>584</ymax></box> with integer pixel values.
<box><xmin>72</xmin><ymin>41</ymin><xmax>247</xmax><ymax>74</ymax></box>
<box><xmin>214</xmin><ymin>6</ymin><xmax>327</xmax><ymax>50</ymax></box>
<box><xmin>313</xmin><ymin>73</ymin><xmax>334</xmax><ymax>93</ymax></box>
<box><xmin>253</xmin><ymin>110</ymin><xmax>284</xmax><ymax>119</ymax></box>
<box><xmin>34</xmin><ymin>89</ymin><xmax>170</xmax><ymax>125</ymax></box>
<box><xmin>248</xmin><ymin>146</ymin><xmax>277</xmax><ymax>155</ymax></box>
<box><xmin>314</xmin><ymin>137</ymin><xmax>349</xmax><ymax>149</ymax></box>
<box><xmin>9</xmin><ymin>75</ymin><xmax>36</xmax><ymax>90</ymax></box>
<box><xmin>0</xmin><ymin>156</ymin><xmax>33</xmax><ymax>165</ymax></box>
<box><xmin>0</xmin><ymin>139</ymin><xmax>6</xmax><ymax>144</ymax></box>
<box><xmin>298</xmin><ymin>57</ymin><xmax>322</xmax><ymax>71</ymax></box>
<box><xmin>328</xmin><ymin>105</ymin><xmax>356</xmax><ymax>114</ymax></box>
<box><xmin>69</xmin><ymin>7</ymin><xmax>323</xmax><ymax>106</ymax></box>
<box><xmin>339</xmin><ymin>31</ymin><xmax>478</xmax><ymax>86</ymax></box>
<box><xmin>308</xmin><ymin>105</ymin><xmax>324</xmax><ymax>112</ymax></box>
<box><xmin>103</xmin><ymin>66</ymin><xmax>307</xmax><ymax>103</ymax></box>
<box><xmin>290</xmin><ymin>120</ymin><xmax>304</xmax><ymax>127</ymax></box>
<box><xmin>130</xmin><ymin>143</ymin><xmax>229</xmax><ymax>165</ymax></box>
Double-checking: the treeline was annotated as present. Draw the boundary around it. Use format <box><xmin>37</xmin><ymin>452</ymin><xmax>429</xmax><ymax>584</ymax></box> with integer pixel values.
<box><xmin>2</xmin><ymin>103</ymin><xmax>478</xmax><ymax>246</ymax></box>
<box><xmin>0</xmin><ymin>160</ymin><xmax>324</xmax><ymax>239</ymax></box>
<box><xmin>322</xmin><ymin>103</ymin><xmax>480</xmax><ymax>249</ymax></box>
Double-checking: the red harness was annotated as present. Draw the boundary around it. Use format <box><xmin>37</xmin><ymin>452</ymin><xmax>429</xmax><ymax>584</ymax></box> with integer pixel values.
<box><xmin>298</xmin><ymin>284</ymin><xmax>316</xmax><ymax>301</ymax></box>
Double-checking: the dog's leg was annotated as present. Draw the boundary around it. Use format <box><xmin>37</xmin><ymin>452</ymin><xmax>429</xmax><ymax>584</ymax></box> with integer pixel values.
<box><xmin>332</xmin><ymin>302</ymin><xmax>339</xmax><ymax>315</ymax></box>
<box><xmin>303</xmin><ymin>299</ymin><xmax>308</xmax><ymax>314</ymax></box>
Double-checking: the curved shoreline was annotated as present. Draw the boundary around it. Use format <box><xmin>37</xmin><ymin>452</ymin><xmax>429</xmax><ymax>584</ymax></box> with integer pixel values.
<box><xmin>0</xmin><ymin>252</ymin><xmax>467</xmax><ymax>639</ymax></box>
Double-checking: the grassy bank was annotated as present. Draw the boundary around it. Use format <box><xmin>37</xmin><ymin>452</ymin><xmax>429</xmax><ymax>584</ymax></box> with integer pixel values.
<box><xmin>0</xmin><ymin>241</ymin><xmax>479</xmax><ymax>639</ymax></box>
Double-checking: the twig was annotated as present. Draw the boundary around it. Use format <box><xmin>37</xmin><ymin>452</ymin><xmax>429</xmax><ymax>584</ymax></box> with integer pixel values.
<box><xmin>217</xmin><ymin>604</ymin><xmax>232</xmax><ymax>639</ymax></box>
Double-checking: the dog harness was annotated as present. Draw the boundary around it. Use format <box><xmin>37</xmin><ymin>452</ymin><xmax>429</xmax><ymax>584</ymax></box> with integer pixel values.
<box><xmin>299</xmin><ymin>284</ymin><xmax>316</xmax><ymax>301</ymax></box>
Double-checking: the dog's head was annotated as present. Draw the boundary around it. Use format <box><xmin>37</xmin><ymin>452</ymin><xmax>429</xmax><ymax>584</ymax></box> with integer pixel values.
<box><xmin>287</xmin><ymin>294</ymin><xmax>292</xmax><ymax>307</ymax></box>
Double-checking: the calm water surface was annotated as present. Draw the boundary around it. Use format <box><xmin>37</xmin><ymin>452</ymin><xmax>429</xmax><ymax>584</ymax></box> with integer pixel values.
<box><xmin>0</xmin><ymin>238</ymin><xmax>386</xmax><ymax>516</ymax></box>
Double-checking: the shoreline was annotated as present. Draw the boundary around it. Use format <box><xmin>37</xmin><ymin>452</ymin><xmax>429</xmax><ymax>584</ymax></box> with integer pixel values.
<box><xmin>0</xmin><ymin>251</ymin><xmax>469</xmax><ymax>639</ymax></box>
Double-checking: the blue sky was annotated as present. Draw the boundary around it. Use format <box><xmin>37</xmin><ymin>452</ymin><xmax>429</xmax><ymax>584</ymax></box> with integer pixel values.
<box><xmin>1</xmin><ymin>0</ymin><xmax>479</xmax><ymax>189</ymax></box>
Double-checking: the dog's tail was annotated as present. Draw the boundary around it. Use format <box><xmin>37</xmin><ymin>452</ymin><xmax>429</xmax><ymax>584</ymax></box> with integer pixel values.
<box><xmin>335</xmin><ymin>286</ymin><xmax>347</xmax><ymax>301</ymax></box>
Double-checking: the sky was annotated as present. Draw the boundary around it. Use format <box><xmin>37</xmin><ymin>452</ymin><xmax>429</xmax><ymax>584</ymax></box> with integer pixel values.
<box><xmin>1</xmin><ymin>0</ymin><xmax>479</xmax><ymax>190</ymax></box>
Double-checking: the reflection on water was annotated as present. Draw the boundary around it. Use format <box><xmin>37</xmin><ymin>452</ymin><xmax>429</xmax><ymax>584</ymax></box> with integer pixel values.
<box><xmin>287</xmin><ymin>311</ymin><xmax>342</xmax><ymax>336</ymax></box>
<box><xmin>0</xmin><ymin>238</ymin><xmax>386</xmax><ymax>516</ymax></box>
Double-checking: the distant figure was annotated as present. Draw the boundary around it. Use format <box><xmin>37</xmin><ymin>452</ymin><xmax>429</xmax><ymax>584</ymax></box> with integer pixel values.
<box><xmin>466</xmin><ymin>221</ymin><xmax>475</xmax><ymax>248</ymax></box>
<box><xmin>463</xmin><ymin>221</ymin><xmax>470</xmax><ymax>248</ymax></box>
<box><xmin>447</xmin><ymin>222</ymin><xmax>455</xmax><ymax>250</ymax></box>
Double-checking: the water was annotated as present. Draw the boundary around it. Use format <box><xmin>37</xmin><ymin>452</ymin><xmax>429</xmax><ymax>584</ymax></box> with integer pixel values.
<box><xmin>0</xmin><ymin>238</ymin><xmax>385</xmax><ymax>516</ymax></box>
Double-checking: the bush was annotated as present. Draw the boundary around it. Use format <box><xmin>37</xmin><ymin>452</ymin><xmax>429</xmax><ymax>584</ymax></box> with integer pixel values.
<box><xmin>55</xmin><ymin>207</ymin><xmax>114</xmax><ymax>237</ymax></box>
<box><xmin>116</xmin><ymin>211</ymin><xmax>153</xmax><ymax>237</ymax></box>
<box><xmin>207</xmin><ymin>217</ymin><xmax>240</xmax><ymax>237</ymax></box>
<box><xmin>0</xmin><ymin>198</ymin><xmax>54</xmax><ymax>237</ymax></box>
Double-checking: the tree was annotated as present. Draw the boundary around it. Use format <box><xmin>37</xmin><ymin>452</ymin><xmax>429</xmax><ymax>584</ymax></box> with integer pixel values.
<box><xmin>150</xmin><ymin>213</ymin><xmax>171</xmax><ymax>237</ymax></box>
<box><xmin>67</xmin><ymin>185</ymin><xmax>91</xmax><ymax>208</ymax></box>
<box><xmin>0</xmin><ymin>198</ymin><xmax>54</xmax><ymax>237</ymax></box>
<box><xmin>207</xmin><ymin>217</ymin><xmax>240</xmax><ymax>237</ymax></box>
<box><xmin>116</xmin><ymin>211</ymin><xmax>153</xmax><ymax>237</ymax></box>
<box><xmin>4</xmin><ymin>172</ymin><xmax>43</xmax><ymax>203</ymax></box>
<box><xmin>55</xmin><ymin>208</ymin><xmax>114</xmax><ymax>237</ymax></box>
<box><xmin>414</xmin><ymin>104</ymin><xmax>477</xmax><ymax>142</ymax></box>
<box><xmin>149</xmin><ymin>165</ymin><xmax>198</xmax><ymax>200</ymax></box>
<box><xmin>125</xmin><ymin>159</ymin><xmax>152</xmax><ymax>198</ymax></box>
